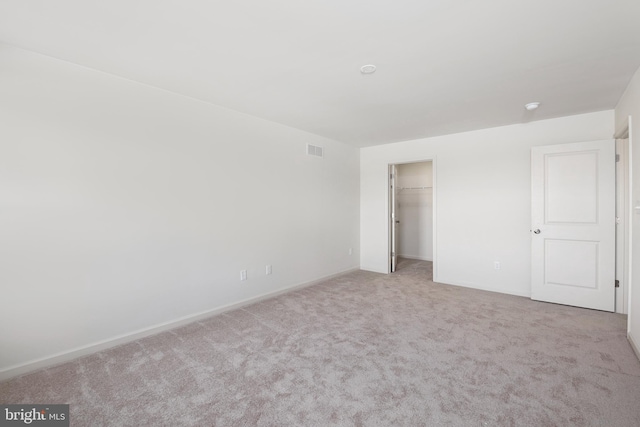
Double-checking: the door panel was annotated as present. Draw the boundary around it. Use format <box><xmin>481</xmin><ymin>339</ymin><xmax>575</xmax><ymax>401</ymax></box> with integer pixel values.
<box><xmin>546</xmin><ymin>152</ymin><xmax>598</xmax><ymax>223</ymax></box>
<box><xmin>531</xmin><ymin>140</ymin><xmax>615</xmax><ymax>312</ymax></box>
<box><xmin>544</xmin><ymin>239</ymin><xmax>598</xmax><ymax>289</ymax></box>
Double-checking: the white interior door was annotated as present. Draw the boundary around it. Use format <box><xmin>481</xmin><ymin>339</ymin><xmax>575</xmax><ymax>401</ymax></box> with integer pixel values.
<box><xmin>531</xmin><ymin>140</ymin><xmax>615</xmax><ymax>312</ymax></box>
<box><xmin>390</xmin><ymin>165</ymin><xmax>398</xmax><ymax>272</ymax></box>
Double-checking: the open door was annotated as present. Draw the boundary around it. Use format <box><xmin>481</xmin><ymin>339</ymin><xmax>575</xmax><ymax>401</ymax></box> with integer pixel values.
<box><xmin>390</xmin><ymin>165</ymin><xmax>398</xmax><ymax>272</ymax></box>
<box><xmin>531</xmin><ymin>140</ymin><xmax>616</xmax><ymax>311</ymax></box>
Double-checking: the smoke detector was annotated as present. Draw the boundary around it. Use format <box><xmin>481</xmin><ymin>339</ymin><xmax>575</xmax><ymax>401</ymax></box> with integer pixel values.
<box><xmin>525</xmin><ymin>102</ymin><xmax>540</xmax><ymax>111</ymax></box>
<box><xmin>360</xmin><ymin>64</ymin><xmax>377</xmax><ymax>74</ymax></box>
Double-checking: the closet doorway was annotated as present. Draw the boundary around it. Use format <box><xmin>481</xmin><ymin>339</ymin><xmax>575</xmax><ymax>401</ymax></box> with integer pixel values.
<box><xmin>389</xmin><ymin>161</ymin><xmax>434</xmax><ymax>275</ymax></box>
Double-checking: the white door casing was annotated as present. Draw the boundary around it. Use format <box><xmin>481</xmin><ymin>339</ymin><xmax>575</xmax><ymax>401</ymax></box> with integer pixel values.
<box><xmin>531</xmin><ymin>140</ymin><xmax>616</xmax><ymax>312</ymax></box>
<box><xmin>615</xmin><ymin>138</ymin><xmax>630</xmax><ymax>314</ymax></box>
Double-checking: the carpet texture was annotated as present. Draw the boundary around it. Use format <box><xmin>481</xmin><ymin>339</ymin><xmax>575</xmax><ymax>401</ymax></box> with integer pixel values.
<box><xmin>2</xmin><ymin>259</ymin><xmax>640</xmax><ymax>426</ymax></box>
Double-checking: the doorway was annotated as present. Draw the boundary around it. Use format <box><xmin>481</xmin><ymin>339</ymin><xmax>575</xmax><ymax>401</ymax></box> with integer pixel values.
<box><xmin>389</xmin><ymin>161</ymin><xmax>434</xmax><ymax>276</ymax></box>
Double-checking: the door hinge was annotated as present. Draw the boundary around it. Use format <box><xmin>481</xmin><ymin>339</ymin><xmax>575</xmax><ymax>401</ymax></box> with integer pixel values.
<box><xmin>616</xmin><ymin>154</ymin><xmax>620</xmax><ymax>162</ymax></box>
<box><xmin>615</xmin><ymin>280</ymin><xmax>620</xmax><ymax>288</ymax></box>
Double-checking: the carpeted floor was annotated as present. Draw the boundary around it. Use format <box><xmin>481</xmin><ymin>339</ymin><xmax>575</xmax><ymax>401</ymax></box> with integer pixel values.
<box><xmin>2</xmin><ymin>259</ymin><xmax>640</xmax><ymax>426</ymax></box>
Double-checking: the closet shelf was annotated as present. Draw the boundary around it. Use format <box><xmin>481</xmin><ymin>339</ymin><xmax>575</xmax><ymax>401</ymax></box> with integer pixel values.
<box><xmin>399</xmin><ymin>186</ymin><xmax>432</xmax><ymax>190</ymax></box>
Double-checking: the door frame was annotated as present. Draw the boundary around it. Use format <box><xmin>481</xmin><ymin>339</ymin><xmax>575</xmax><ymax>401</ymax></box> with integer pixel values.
<box><xmin>614</xmin><ymin>120</ymin><xmax>633</xmax><ymax>321</ymax></box>
<box><xmin>387</xmin><ymin>158</ymin><xmax>437</xmax><ymax>276</ymax></box>
<box><xmin>616</xmin><ymin>134</ymin><xmax>630</xmax><ymax>314</ymax></box>
<box><xmin>389</xmin><ymin>164</ymin><xmax>398</xmax><ymax>273</ymax></box>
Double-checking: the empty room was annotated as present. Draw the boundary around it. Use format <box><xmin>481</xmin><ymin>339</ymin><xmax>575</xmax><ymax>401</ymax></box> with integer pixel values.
<box><xmin>2</xmin><ymin>0</ymin><xmax>640</xmax><ymax>426</ymax></box>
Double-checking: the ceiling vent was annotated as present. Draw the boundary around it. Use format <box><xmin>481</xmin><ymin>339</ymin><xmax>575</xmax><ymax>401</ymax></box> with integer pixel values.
<box><xmin>307</xmin><ymin>144</ymin><xmax>324</xmax><ymax>158</ymax></box>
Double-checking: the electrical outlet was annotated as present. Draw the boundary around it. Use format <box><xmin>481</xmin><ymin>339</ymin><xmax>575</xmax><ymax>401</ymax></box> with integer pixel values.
<box><xmin>240</xmin><ymin>270</ymin><xmax>247</xmax><ymax>281</ymax></box>
<box><xmin>349</xmin><ymin>248</ymin><xmax>353</xmax><ymax>255</ymax></box>
<box><xmin>266</xmin><ymin>265</ymin><xmax>272</xmax><ymax>275</ymax></box>
<box><xmin>494</xmin><ymin>261</ymin><xmax>501</xmax><ymax>270</ymax></box>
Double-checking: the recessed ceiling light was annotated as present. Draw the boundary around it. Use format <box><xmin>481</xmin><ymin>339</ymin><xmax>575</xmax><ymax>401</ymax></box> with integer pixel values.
<box><xmin>525</xmin><ymin>102</ymin><xmax>540</xmax><ymax>111</ymax></box>
<box><xmin>360</xmin><ymin>64</ymin><xmax>377</xmax><ymax>74</ymax></box>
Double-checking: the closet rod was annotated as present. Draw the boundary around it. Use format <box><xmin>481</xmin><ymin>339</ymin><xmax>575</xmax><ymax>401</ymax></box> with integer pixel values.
<box><xmin>399</xmin><ymin>186</ymin><xmax>432</xmax><ymax>190</ymax></box>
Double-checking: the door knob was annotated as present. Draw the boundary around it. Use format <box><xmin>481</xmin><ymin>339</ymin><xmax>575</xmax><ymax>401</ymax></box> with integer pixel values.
<box><xmin>533</xmin><ymin>229</ymin><xmax>541</xmax><ymax>234</ymax></box>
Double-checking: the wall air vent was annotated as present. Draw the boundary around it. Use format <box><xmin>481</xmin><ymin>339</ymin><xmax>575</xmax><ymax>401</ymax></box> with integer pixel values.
<box><xmin>306</xmin><ymin>144</ymin><xmax>324</xmax><ymax>158</ymax></box>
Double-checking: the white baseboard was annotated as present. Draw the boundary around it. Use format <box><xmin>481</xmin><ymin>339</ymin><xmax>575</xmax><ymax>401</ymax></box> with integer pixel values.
<box><xmin>629</xmin><ymin>333</ymin><xmax>640</xmax><ymax>362</ymax></box>
<box><xmin>433</xmin><ymin>276</ymin><xmax>531</xmax><ymax>298</ymax></box>
<box><xmin>359</xmin><ymin>265</ymin><xmax>387</xmax><ymax>274</ymax></box>
<box><xmin>398</xmin><ymin>255</ymin><xmax>432</xmax><ymax>261</ymax></box>
<box><xmin>0</xmin><ymin>267</ymin><xmax>359</xmax><ymax>382</ymax></box>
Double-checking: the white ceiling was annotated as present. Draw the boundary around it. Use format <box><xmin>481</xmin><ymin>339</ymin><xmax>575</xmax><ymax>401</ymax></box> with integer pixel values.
<box><xmin>1</xmin><ymin>0</ymin><xmax>639</xmax><ymax>147</ymax></box>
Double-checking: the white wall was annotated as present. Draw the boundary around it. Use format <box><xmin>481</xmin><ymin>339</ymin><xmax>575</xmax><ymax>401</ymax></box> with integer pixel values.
<box><xmin>0</xmin><ymin>44</ymin><xmax>360</xmax><ymax>376</ymax></box>
<box><xmin>361</xmin><ymin>111</ymin><xmax>614</xmax><ymax>297</ymax></box>
<box><xmin>615</xmin><ymin>65</ymin><xmax>640</xmax><ymax>358</ymax></box>
<box><xmin>396</xmin><ymin>162</ymin><xmax>433</xmax><ymax>261</ymax></box>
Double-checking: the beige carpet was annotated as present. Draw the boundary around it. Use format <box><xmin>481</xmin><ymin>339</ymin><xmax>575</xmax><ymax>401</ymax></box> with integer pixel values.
<box><xmin>2</xmin><ymin>259</ymin><xmax>640</xmax><ymax>426</ymax></box>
